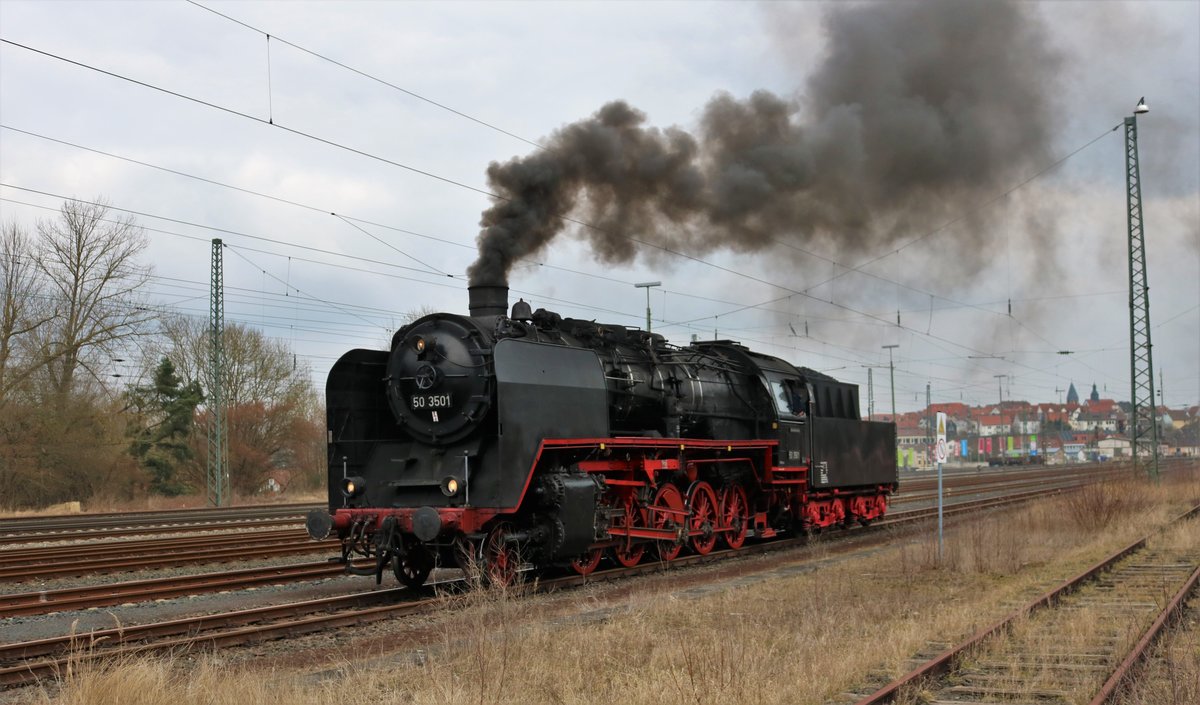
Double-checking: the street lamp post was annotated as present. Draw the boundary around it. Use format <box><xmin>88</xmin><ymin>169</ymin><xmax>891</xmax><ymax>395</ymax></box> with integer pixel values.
<box><xmin>882</xmin><ymin>344</ymin><xmax>899</xmax><ymax>420</ymax></box>
<box><xmin>634</xmin><ymin>281</ymin><xmax>662</xmax><ymax>333</ymax></box>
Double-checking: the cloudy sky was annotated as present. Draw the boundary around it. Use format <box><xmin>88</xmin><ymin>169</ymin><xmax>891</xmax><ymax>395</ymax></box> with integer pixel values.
<box><xmin>1</xmin><ymin>0</ymin><xmax>1197</xmax><ymax>414</ymax></box>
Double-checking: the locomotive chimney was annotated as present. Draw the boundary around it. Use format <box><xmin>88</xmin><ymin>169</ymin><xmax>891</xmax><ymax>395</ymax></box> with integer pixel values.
<box><xmin>468</xmin><ymin>283</ymin><xmax>509</xmax><ymax>317</ymax></box>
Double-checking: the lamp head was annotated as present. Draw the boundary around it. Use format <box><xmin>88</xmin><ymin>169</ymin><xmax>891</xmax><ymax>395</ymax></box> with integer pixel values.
<box><xmin>1134</xmin><ymin>97</ymin><xmax>1149</xmax><ymax>114</ymax></box>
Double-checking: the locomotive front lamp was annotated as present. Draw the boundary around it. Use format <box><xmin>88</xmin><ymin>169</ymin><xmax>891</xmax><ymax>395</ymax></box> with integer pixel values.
<box><xmin>440</xmin><ymin>476</ymin><xmax>461</xmax><ymax>497</ymax></box>
<box><xmin>413</xmin><ymin>336</ymin><xmax>427</xmax><ymax>354</ymax></box>
<box><xmin>341</xmin><ymin>476</ymin><xmax>366</xmax><ymax>498</ymax></box>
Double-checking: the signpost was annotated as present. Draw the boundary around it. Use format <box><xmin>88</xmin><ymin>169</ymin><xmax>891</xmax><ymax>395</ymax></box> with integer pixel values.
<box><xmin>935</xmin><ymin>412</ymin><xmax>947</xmax><ymax>562</ymax></box>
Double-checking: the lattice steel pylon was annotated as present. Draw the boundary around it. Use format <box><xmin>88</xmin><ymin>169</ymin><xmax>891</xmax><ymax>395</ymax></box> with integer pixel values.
<box><xmin>1124</xmin><ymin>100</ymin><xmax>1160</xmax><ymax>481</ymax></box>
<box><xmin>207</xmin><ymin>238</ymin><xmax>230</xmax><ymax>506</ymax></box>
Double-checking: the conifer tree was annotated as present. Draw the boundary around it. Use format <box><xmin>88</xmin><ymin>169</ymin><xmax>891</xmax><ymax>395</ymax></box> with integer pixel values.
<box><xmin>127</xmin><ymin>357</ymin><xmax>203</xmax><ymax>495</ymax></box>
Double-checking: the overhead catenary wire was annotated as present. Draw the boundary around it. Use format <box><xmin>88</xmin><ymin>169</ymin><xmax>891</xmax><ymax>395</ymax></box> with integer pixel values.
<box><xmin>4</xmin><ymin>125</ymin><xmax>1124</xmax><ymax>330</ymax></box>
<box><xmin>0</xmin><ymin>185</ymin><xmax>1118</xmax><ymax>407</ymax></box>
<box><xmin>120</xmin><ymin>6</ymin><xmax>1140</xmax><ymax>368</ymax></box>
<box><xmin>0</xmin><ymin>124</ymin><xmax>990</xmax><ymax>332</ymax></box>
<box><xmin>0</xmin><ymin>126</ymin><xmax>662</xmax><ymax>292</ymax></box>
<box><xmin>183</xmin><ymin>0</ymin><xmax>546</xmax><ymax>151</ymax></box>
<box><xmin>2</xmin><ymin>37</ymin><xmax>1177</xmax><ymax>408</ymax></box>
<box><xmin>0</xmin><ymin>193</ymin><xmax>646</xmax><ymax>324</ymax></box>
<box><xmin>0</xmin><ymin>38</ymin><xmax>1118</xmax><ymax>364</ymax></box>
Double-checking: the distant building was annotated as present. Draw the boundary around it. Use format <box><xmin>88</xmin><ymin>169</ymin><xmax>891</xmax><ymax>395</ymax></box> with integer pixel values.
<box><xmin>1097</xmin><ymin>437</ymin><xmax>1131</xmax><ymax>458</ymax></box>
<box><xmin>978</xmin><ymin>414</ymin><xmax>1014</xmax><ymax>436</ymax></box>
<box><xmin>1090</xmin><ymin>383</ymin><xmax>1100</xmax><ymax>403</ymax></box>
<box><xmin>1013</xmin><ymin>416</ymin><xmax>1041</xmax><ymax>434</ymax></box>
<box><xmin>1072</xmin><ymin>411</ymin><xmax>1118</xmax><ymax>433</ymax></box>
<box><xmin>1067</xmin><ymin>383</ymin><xmax>1079</xmax><ymax>405</ymax></box>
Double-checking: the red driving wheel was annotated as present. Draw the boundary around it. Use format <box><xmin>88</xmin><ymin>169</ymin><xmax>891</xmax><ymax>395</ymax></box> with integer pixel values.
<box><xmin>653</xmin><ymin>483</ymin><xmax>685</xmax><ymax>561</ymax></box>
<box><xmin>612</xmin><ymin>495</ymin><xmax>647</xmax><ymax>568</ymax></box>
<box><xmin>720</xmin><ymin>483</ymin><xmax>750</xmax><ymax>549</ymax></box>
<box><xmin>570</xmin><ymin>548</ymin><xmax>603</xmax><ymax>576</ymax></box>
<box><xmin>483</xmin><ymin>522</ymin><xmax>518</xmax><ymax>586</ymax></box>
<box><xmin>687</xmin><ymin>481</ymin><xmax>719</xmax><ymax>555</ymax></box>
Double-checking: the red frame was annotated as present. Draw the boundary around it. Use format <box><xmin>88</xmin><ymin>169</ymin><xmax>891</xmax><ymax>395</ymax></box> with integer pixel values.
<box><xmin>331</xmin><ymin>436</ymin><xmax>895</xmax><ymax>551</ymax></box>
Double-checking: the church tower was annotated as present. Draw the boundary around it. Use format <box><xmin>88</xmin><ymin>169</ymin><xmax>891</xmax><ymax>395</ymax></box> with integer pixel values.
<box><xmin>1066</xmin><ymin>382</ymin><xmax>1079</xmax><ymax>405</ymax></box>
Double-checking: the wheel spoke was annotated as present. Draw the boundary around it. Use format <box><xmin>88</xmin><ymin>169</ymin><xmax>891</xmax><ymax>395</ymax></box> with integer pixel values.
<box><xmin>721</xmin><ymin>483</ymin><xmax>749</xmax><ymax>550</ymax></box>
<box><xmin>393</xmin><ymin>537</ymin><xmax>434</xmax><ymax>589</ymax></box>
<box><xmin>484</xmin><ymin>522</ymin><xmax>518</xmax><ymax>586</ymax></box>
<box><xmin>688</xmin><ymin>481</ymin><xmax>719</xmax><ymax>555</ymax></box>
<box><xmin>653</xmin><ymin>484</ymin><xmax>684</xmax><ymax>561</ymax></box>
<box><xmin>612</xmin><ymin>495</ymin><xmax>646</xmax><ymax>568</ymax></box>
<box><xmin>570</xmin><ymin>548</ymin><xmax>603</xmax><ymax>576</ymax></box>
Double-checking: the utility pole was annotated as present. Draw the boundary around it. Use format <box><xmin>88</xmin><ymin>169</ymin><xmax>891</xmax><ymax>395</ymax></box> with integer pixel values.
<box><xmin>1124</xmin><ymin>97</ymin><xmax>1160</xmax><ymax>481</ymax></box>
<box><xmin>882</xmin><ymin>345</ymin><xmax>899</xmax><ymax>420</ymax></box>
<box><xmin>926</xmin><ymin>382</ymin><xmax>932</xmax><ymax>465</ymax></box>
<box><xmin>867</xmin><ymin>368</ymin><xmax>875</xmax><ymax>421</ymax></box>
<box><xmin>1056</xmin><ymin>387</ymin><xmax>1065</xmax><ymax>405</ymax></box>
<box><xmin>207</xmin><ymin>239</ymin><xmax>230</xmax><ymax>507</ymax></box>
<box><xmin>994</xmin><ymin>374</ymin><xmax>1007</xmax><ymax>409</ymax></box>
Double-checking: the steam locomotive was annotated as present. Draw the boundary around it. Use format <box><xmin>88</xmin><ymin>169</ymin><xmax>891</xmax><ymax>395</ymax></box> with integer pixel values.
<box><xmin>306</xmin><ymin>285</ymin><xmax>897</xmax><ymax>587</ymax></box>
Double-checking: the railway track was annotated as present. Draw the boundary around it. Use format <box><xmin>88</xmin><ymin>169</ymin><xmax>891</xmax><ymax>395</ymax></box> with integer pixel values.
<box><xmin>0</xmin><ymin>529</ymin><xmax>339</xmax><ymax>583</ymax></box>
<box><xmin>0</xmin><ymin>469</ymin><xmax>1150</xmax><ymax>618</ymax></box>
<box><xmin>0</xmin><ymin>494</ymin><xmax>1028</xmax><ymax>619</ymax></box>
<box><xmin>847</xmin><ymin>504</ymin><xmax>1200</xmax><ymax>705</ymax></box>
<box><xmin>0</xmin><ymin>478</ymin><xmax>1070</xmax><ymax>618</ymax></box>
<box><xmin>0</xmin><ymin>464</ymin><xmax>1114</xmax><ymax>586</ymax></box>
<box><xmin>0</xmin><ymin>503</ymin><xmax>318</xmax><ymax>539</ymax></box>
<box><xmin>0</xmin><ymin>516</ymin><xmax>308</xmax><ymax>546</ymax></box>
<box><xmin>2</xmin><ymin>462</ymin><xmax>1193</xmax><ymax>689</ymax></box>
<box><xmin>0</xmin><ymin>485</ymin><xmax>1093</xmax><ymax>687</ymax></box>
<box><xmin>0</xmin><ymin>462</ymin><xmax>1147</xmax><ymax>542</ymax></box>
<box><xmin>0</xmin><ymin>560</ymin><xmax>361</xmax><ymax>618</ymax></box>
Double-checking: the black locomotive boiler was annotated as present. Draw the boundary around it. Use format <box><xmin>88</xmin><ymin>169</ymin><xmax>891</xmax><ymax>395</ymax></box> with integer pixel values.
<box><xmin>307</xmin><ymin>285</ymin><xmax>897</xmax><ymax>586</ymax></box>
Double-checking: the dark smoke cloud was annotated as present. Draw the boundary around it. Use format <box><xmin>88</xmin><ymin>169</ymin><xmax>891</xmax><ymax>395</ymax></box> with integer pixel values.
<box><xmin>468</xmin><ymin>0</ymin><xmax>1062</xmax><ymax>287</ymax></box>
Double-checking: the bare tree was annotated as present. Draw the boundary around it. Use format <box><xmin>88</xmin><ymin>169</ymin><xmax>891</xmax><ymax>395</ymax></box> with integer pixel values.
<box><xmin>150</xmin><ymin>315</ymin><xmax>314</xmax><ymax>407</ymax></box>
<box><xmin>34</xmin><ymin>199</ymin><xmax>155</xmax><ymax>407</ymax></box>
<box><xmin>0</xmin><ymin>222</ymin><xmax>54</xmax><ymax>406</ymax></box>
<box><xmin>0</xmin><ymin>201</ymin><xmax>155</xmax><ymax>507</ymax></box>
<box><xmin>148</xmin><ymin>314</ymin><xmax>322</xmax><ymax>493</ymax></box>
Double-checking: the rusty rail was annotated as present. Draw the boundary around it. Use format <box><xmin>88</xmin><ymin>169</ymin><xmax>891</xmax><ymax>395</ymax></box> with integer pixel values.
<box><xmin>852</xmin><ymin>502</ymin><xmax>1200</xmax><ymax>705</ymax></box>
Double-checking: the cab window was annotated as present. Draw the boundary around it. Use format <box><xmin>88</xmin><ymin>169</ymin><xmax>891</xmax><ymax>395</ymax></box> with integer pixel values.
<box><xmin>768</xmin><ymin>378</ymin><xmax>807</xmax><ymax>419</ymax></box>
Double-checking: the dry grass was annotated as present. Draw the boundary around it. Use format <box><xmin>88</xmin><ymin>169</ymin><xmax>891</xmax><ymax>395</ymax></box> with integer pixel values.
<box><xmin>1117</xmin><ymin>603</ymin><xmax>1200</xmax><ymax>705</ymax></box>
<box><xmin>21</xmin><ymin>466</ymin><xmax>1200</xmax><ymax>705</ymax></box>
<box><xmin>1117</xmin><ymin>524</ymin><xmax>1200</xmax><ymax>705</ymax></box>
<box><xmin>1064</xmin><ymin>475</ymin><xmax>1156</xmax><ymax>533</ymax></box>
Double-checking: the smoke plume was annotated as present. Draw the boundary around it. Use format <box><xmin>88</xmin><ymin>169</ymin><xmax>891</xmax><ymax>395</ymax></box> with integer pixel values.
<box><xmin>468</xmin><ymin>0</ymin><xmax>1061</xmax><ymax>287</ymax></box>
